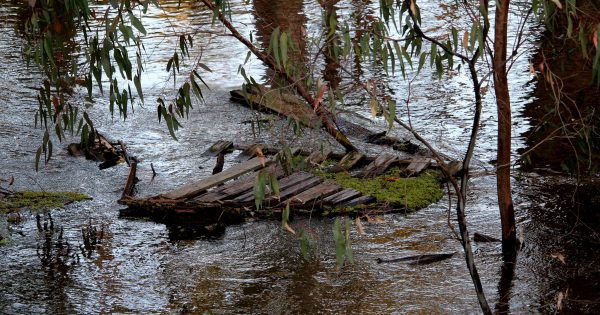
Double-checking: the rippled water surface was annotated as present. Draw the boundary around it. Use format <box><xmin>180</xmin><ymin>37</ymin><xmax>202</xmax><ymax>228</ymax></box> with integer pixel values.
<box><xmin>1</xmin><ymin>1</ymin><xmax>599</xmax><ymax>313</ymax></box>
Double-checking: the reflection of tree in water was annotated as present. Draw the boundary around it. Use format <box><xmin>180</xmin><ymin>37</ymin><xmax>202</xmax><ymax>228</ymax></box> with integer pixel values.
<box><xmin>35</xmin><ymin>212</ymin><xmax>76</xmax><ymax>313</ymax></box>
<box><xmin>321</xmin><ymin>0</ymin><xmax>341</xmax><ymax>90</ymax></box>
<box><xmin>252</xmin><ymin>0</ymin><xmax>308</xmax><ymax>88</ymax></box>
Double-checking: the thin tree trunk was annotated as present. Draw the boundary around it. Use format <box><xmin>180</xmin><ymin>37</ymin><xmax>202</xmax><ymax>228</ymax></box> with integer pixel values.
<box><xmin>493</xmin><ymin>0</ymin><xmax>517</xmax><ymax>257</ymax></box>
<box><xmin>200</xmin><ymin>0</ymin><xmax>357</xmax><ymax>152</ymax></box>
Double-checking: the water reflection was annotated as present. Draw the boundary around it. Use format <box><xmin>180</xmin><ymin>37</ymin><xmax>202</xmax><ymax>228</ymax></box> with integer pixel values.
<box><xmin>252</xmin><ymin>0</ymin><xmax>308</xmax><ymax>87</ymax></box>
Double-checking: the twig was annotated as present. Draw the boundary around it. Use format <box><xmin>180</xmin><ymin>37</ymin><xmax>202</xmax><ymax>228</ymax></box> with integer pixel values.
<box><xmin>150</xmin><ymin>162</ymin><xmax>157</xmax><ymax>179</ymax></box>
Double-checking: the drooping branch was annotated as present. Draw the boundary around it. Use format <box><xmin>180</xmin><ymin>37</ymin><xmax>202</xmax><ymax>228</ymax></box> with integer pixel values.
<box><xmin>199</xmin><ymin>0</ymin><xmax>357</xmax><ymax>152</ymax></box>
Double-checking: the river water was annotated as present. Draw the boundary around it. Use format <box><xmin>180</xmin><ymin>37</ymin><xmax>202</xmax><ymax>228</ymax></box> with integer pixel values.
<box><xmin>1</xmin><ymin>0</ymin><xmax>599</xmax><ymax>313</ymax></box>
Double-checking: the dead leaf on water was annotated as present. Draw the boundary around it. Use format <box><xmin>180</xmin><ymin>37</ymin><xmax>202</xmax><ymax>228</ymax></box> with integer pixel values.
<box><xmin>355</xmin><ymin>217</ymin><xmax>365</xmax><ymax>235</ymax></box>
<box><xmin>557</xmin><ymin>291</ymin><xmax>564</xmax><ymax>310</ymax></box>
<box><xmin>374</xmin><ymin>216</ymin><xmax>385</xmax><ymax>223</ymax></box>
<box><xmin>463</xmin><ymin>31</ymin><xmax>469</xmax><ymax>51</ymax></box>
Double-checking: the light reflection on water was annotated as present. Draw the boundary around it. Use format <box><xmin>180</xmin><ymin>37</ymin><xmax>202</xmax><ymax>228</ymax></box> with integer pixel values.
<box><xmin>0</xmin><ymin>0</ymin><xmax>598</xmax><ymax>314</ymax></box>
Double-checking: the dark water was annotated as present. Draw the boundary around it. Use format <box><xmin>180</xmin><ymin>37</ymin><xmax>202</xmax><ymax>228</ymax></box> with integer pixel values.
<box><xmin>1</xmin><ymin>0</ymin><xmax>599</xmax><ymax>313</ymax></box>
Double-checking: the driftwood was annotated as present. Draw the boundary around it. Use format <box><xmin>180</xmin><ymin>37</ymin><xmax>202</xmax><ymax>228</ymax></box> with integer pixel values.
<box><xmin>231</xmin><ymin>87</ymin><xmax>322</xmax><ymax>129</ymax></box>
<box><xmin>473</xmin><ymin>232</ymin><xmax>501</xmax><ymax>242</ymax></box>
<box><xmin>121</xmin><ymin>162</ymin><xmax>137</xmax><ymax>200</ymax></box>
<box><xmin>307</xmin><ymin>149</ymin><xmax>332</xmax><ymax>165</ymax></box>
<box><xmin>403</xmin><ymin>158</ymin><xmax>431</xmax><ymax>177</ymax></box>
<box><xmin>235</xmin><ymin>143</ymin><xmax>264</xmax><ymax>162</ymax></box>
<box><xmin>359</xmin><ymin>153</ymin><xmax>398</xmax><ymax>178</ymax></box>
<box><xmin>118</xmin><ymin>140</ymin><xmax>131</xmax><ymax>167</ymax></box>
<box><xmin>68</xmin><ymin>132</ymin><xmax>126</xmax><ymax>169</ymax></box>
<box><xmin>212</xmin><ymin>153</ymin><xmax>225</xmax><ymax>175</ymax></box>
<box><xmin>376</xmin><ymin>252</ymin><xmax>456</xmax><ymax>265</ymax></box>
<box><xmin>202</xmin><ymin>140</ymin><xmax>233</xmax><ymax>157</ymax></box>
<box><xmin>366</xmin><ymin>131</ymin><xmax>421</xmax><ymax>154</ymax></box>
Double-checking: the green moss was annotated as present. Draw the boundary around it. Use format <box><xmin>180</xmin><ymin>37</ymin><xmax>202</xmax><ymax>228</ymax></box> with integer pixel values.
<box><xmin>0</xmin><ymin>191</ymin><xmax>90</xmax><ymax>213</ymax></box>
<box><xmin>0</xmin><ymin>239</ymin><xmax>6</xmax><ymax>246</ymax></box>
<box><xmin>315</xmin><ymin>167</ymin><xmax>444</xmax><ymax>210</ymax></box>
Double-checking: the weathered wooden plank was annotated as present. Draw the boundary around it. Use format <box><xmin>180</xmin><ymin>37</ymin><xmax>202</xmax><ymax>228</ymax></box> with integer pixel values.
<box><xmin>192</xmin><ymin>173</ymin><xmax>257</xmax><ymax>202</ymax></box>
<box><xmin>359</xmin><ymin>153</ymin><xmax>398</xmax><ymax>178</ymax></box>
<box><xmin>235</xmin><ymin>143</ymin><xmax>263</xmax><ymax>162</ymax></box>
<box><xmin>307</xmin><ymin>149</ymin><xmax>332</xmax><ymax>165</ymax></box>
<box><xmin>323</xmin><ymin>188</ymin><xmax>362</xmax><ymax>205</ymax></box>
<box><xmin>339</xmin><ymin>195</ymin><xmax>375</xmax><ymax>207</ymax></box>
<box><xmin>291</xmin><ymin>182</ymin><xmax>342</xmax><ymax>204</ymax></box>
<box><xmin>120</xmin><ymin>161</ymin><xmax>137</xmax><ymax>200</ymax></box>
<box><xmin>202</xmin><ymin>140</ymin><xmax>233</xmax><ymax>157</ymax></box>
<box><xmin>328</xmin><ymin>151</ymin><xmax>365</xmax><ymax>173</ymax></box>
<box><xmin>196</xmin><ymin>166</ymin><xmax>285</xmax><ymax>202</ymax></box>
<box><xmin>272</xmin><ymin>176</ymin><xmax>322</xmax><ymax>201</ymax></box>
<box><xmin>233</xmin><ymin>172</ymin><xmax>314</xmax><ymax>202</ymax></box>
<box><xmin>161</xmin><ymin>156</ymin><xmax>273</xmax><ymax>200</ymax></box>
<box><xmin>404</xmin><ymin>158</ymin><xmax>431</xmax><ymax>176</ymax></box>
<box><xmin>220</xmin><ymin>166</ymin><xmax>285</xmax><ymax>200</ymax></box>
<box><xmin>193</xmin><ymin>169</ymin><xmax>270</xmax><ymax>202</ymax></box>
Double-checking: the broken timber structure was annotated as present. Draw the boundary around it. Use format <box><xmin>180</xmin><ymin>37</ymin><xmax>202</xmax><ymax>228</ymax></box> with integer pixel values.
<box><xmin>118</xmin><ymin>85</ymin><xmax>460</xmax><ymax>225</ymax></box>
<box><xmin>119</xmin><ymin>141</ymin><xmax>458</xmax><ymax>225</ymax></box>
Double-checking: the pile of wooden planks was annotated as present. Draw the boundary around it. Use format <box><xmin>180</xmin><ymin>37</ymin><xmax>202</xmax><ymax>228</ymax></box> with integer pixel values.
<box><xmin>118</xmin><ymin>140</ymin><xmax>459</xmax><ymax>224</ymax></box>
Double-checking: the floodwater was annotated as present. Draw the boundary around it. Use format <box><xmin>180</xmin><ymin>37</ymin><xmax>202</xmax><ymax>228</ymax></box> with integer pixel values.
<box><xmin>1</xmin><ymin>0</ymin><xmax>599</xmax><ymax>313</ymax></box>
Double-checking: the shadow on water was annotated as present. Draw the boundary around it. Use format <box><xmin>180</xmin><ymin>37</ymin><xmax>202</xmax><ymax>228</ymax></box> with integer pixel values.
<box><xmin>1</xmin><ymin>0</ymin><xmax>600</xmax><ymax>313</ymax></box>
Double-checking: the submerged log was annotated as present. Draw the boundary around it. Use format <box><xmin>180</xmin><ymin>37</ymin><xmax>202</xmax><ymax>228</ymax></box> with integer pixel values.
<box><xmin>376</xmin><ymin>252</ymin><xmax>456</xmax><ymax>265</ymax></box>
<box><xmin>118</xmin><ymin>140</ymin><xmax>132</xmax><ymax>167</ymax></box>
<box><xmin>366</xmin><ymin>131</ymin><xmax>421</xmax><ymax>154</ymax></box>
<box><xmin>231</xmin><ymin>86</ymin><xmax>322</xmax><ymax>129</ymax></box>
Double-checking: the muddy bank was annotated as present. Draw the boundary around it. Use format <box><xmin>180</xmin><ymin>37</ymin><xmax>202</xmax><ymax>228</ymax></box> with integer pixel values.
<box><xmin>520</xmin><ymin>2</ymin><xmax>600</xmax><ymax>175</ymax></box>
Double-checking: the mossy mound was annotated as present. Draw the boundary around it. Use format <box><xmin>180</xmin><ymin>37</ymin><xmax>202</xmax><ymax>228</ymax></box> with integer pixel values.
<box><xmin>0</xmin><ymin>191</ymin><xmax>90</xmax><ymax>213</ymax></box>
<box><xmin>315</xmin><ymin>167</ymin><xmax>444</xmax><ymax>211</ymax></box>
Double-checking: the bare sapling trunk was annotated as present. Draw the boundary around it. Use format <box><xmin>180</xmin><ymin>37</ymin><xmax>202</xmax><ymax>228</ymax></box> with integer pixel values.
<box><xmin>493</xmin><ymin>0</ymin><xmax>517</xmax><ymax>257</ymax></box>
<box><xmin>200</xmin><ymin>0</ymin><xmax>357</xmax><ymax>152</ymax></box>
